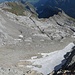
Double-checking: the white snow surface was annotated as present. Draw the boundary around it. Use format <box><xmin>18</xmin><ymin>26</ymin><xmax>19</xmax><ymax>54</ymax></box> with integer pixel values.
<box><xmin>19</xmin><ymin>35</ymin><xmax>23</xmax><ymax>38</ymax></box>
<box><xmin>27</xmin><ymin>43</ymin><xmax>74</xmax><ymax>75</ymax></box>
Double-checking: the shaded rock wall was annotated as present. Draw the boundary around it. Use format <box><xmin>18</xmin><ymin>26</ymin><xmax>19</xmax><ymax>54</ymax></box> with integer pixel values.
<box><xmin>52</xmin><ymin>44</ymin><xmax>75</xmax><ymax>75</ymax></box>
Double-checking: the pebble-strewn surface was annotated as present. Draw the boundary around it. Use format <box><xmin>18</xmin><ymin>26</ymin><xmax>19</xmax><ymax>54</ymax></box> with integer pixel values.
<box><xmin>0</xmin><ymin>2</ymin><xmax>75</xmax><ymax>75</ymax></box>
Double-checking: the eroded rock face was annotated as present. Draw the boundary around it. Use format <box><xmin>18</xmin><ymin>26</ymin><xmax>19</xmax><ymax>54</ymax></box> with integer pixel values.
<box><xmin>62</xmin><ymin>46</ymin><xmax>75</xmax><ymax>70</ymax></box>
<box><xmin>0</xmin><ymin>6</ymin><xmax>75</xmax><ymax>46</ymax></box>
<box><xmin>52</xmin><ymin>45</ymin><xmax>75</xmax><ymax>75</ymax></box>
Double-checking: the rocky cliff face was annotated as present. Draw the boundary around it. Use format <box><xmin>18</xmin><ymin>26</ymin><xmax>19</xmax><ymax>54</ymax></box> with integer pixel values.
<box><xmin>51</xmin><ymin>45</ymin><xmax>75</xmax><ymax>75</ymax></box>
<box><xmin>62</xmin><ymin>45</ymin><xmax>75</xmax><ymax>70</ymax></box>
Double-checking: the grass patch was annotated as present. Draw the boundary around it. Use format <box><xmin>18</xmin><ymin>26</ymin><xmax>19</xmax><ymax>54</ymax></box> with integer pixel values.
<box><xmin>3</xmin><ymin>2</ymin><xmax>25</xmax><ymax>16</ymax></box>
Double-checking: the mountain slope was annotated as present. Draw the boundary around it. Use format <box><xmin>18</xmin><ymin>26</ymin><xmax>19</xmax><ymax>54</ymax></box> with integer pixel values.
<box><xmin>0</xmin><ymin>1</ymin><xmax>75</xmax><ymax>75</ymax></box>
<box><xmin>26</xmin><ymin>43</ymin><xmax>75</xmax><ymax>75</ymax></box>
<box><xmin>1</xmin><ymin>0</ymin><xmax>75</xmax><ymax>18</ymax></box>
<box><xmin>34</xmin><ymin>0</ymin><xmax>75</xmax><ymax>18</ymax></box>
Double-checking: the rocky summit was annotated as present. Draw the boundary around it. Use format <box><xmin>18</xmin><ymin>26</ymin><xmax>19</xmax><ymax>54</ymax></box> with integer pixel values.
<box><xmin>0</xmin><ymin>1</ymin><xmax>74</xmax><ymax>75</ymax></box>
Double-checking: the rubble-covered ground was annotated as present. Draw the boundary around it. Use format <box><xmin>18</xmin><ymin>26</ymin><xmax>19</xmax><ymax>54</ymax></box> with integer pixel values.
<box><xmin>0</xmin><ymin>2</ymin><xmax>75</xmax><ymax>75</ymax></box>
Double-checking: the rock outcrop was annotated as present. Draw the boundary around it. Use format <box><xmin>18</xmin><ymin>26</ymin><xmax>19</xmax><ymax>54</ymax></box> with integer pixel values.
<box><xmin>51</xmin><ymin>44</ymin><xmax>75</xmax><ymax>75</ymax></box>
<box><xmin>0</xmin><ymin>3</ymin><xmax>75</xmax><ymax>46</ymax></box>
<box><xmin>62</xmin><ymin>46</ymin><xmax>75</xmax><ymax>70</ymax></box>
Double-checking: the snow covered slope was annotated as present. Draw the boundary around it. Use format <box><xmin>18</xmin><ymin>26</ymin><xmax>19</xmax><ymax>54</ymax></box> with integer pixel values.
<box><xmin>27</xmin><ymin>43</ymin><xmax>75</xmax><ymax>75</ymax></box>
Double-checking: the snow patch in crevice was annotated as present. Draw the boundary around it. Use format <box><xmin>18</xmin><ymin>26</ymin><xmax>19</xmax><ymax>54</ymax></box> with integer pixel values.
<box><xmin>31</xmin><ymin>56</ymin><xmax>38</xmax><ymax>60</ymax></box>
<box><xmin>18</xmin><ymin>35</ymin><xmax>23</xmax><ymax>38</ymax></box>
<box><xmin>26</xmin><ymin>43</ymin><xmax>74</xmax><ymax>75</ymax></box>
